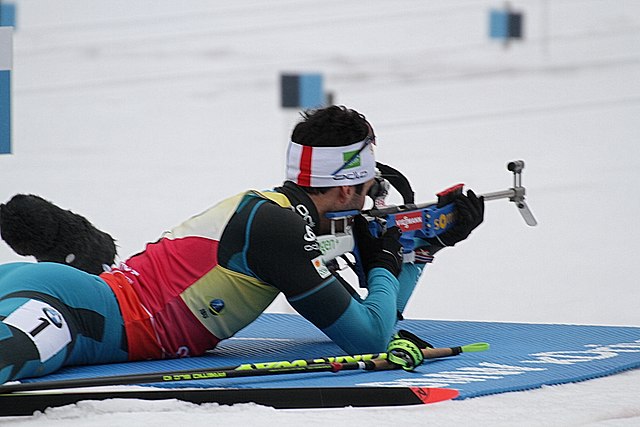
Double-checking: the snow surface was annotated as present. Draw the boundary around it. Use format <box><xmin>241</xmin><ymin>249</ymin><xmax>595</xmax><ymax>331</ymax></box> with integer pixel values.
<box><xmin>1</xmin><ymin>0</ymin><xmax>640</xmax><ymax>425</ymax></box>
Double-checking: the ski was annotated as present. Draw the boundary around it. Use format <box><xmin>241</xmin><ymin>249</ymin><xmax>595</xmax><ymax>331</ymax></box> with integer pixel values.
<box><xmin>0</xmin><ymin>386</ymin><xmax>459</xmax><ymax>415</ymax></box>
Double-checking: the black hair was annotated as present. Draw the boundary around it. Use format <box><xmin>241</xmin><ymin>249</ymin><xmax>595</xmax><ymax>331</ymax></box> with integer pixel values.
<box><xmin>291</xmin><ymin>105</ymin><xmax>371</xmax><ymax>195</ymax></box>
<box><xmin>291</xmin><ymin>105</ymin><xmax>370</xmax><ymax>148</ymax></box>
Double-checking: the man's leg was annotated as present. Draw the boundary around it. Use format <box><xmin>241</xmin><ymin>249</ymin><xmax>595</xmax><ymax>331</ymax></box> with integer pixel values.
<box><xmin>0</xmin><ymin>262</ymin><xmax>128</xmax><ymax>383</ymax></box>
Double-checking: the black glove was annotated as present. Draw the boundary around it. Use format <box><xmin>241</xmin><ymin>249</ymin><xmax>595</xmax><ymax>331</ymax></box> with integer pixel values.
<box><xmin>428</xmin><ymin>189</ymin><xmax>484</xmax><ymax>248</ymax></box>
<box><xmin>353</xmin><ymin>215</ymin><xmax>403</xmax><ymax>277</ymax></box>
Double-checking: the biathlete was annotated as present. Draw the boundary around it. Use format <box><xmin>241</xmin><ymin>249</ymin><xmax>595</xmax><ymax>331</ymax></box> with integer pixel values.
<box><xmin>0</xmin><ymin>106</ymin><xmax>484</xmax><ymax>383</ymax></box>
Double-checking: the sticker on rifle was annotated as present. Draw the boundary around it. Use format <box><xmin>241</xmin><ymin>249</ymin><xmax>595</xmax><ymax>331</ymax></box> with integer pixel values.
<box><xmin>311</xmin><ymin>256</ymin><xmax>331</xmax><ymax>279</ymax></box>
<box><xmin>394</xmin><ymin>211</ymin><xmax>423</xmax><ymax>231</ymax></box>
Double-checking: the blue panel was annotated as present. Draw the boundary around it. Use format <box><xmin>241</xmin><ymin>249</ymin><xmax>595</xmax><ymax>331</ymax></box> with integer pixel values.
<box><xmin>0</xmin><ymin>70</ymin><xmax>10</xmax><ymax>154</ymax></box>
<box><xmin>508</xmin><ymin>12</ymin><xmax>523</xmax><ymax>38</ymax></box>
<box><xmin>299</xmin><ymin>74</ymin><xmax>324</xmax><ymax>109</ymax></box>
<box><xmin>0</xmin><ymin>3</ymin><xmax>16</xmax><ymax>28</ymax></box>
<box><xmin>489</xmin><ymin>9</ymin><xmax>508</xmax><ymax>39</ymax></box>
<box><xmin>22</xmin><ymin>313</ymin><xmax>640</xmax><ymax>400</ymax></box>
<box><xmin>280</xmin><ymin>74</ymin><xmax>300</xmax><ymax>108</ymax></box>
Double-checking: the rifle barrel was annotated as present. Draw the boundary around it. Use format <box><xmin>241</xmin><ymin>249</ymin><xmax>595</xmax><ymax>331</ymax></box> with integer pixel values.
<box><xmin>480</xmin><ymin>189</ymin><xmax>517</xmax><ymax>201</ymax></box>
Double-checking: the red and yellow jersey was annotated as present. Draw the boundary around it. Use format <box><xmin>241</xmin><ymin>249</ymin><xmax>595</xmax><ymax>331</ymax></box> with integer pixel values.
<box><xmin>103</xmin><ymin>190</ymin><xmax>290</xmax><ymax>359</ymax></box>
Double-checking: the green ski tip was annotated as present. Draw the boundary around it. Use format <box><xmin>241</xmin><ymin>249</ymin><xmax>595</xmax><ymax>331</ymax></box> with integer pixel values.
<box><xmin>460</xmin><ymin>342</ymin><xmax>490</xmax><ymax>353</ymax></box>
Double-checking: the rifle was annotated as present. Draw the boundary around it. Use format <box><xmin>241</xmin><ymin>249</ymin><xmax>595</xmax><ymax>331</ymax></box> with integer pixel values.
<box><xmin>317</xmin><ymin>160</ymin><xmax>537</xmax><ymax>267</ymax></box>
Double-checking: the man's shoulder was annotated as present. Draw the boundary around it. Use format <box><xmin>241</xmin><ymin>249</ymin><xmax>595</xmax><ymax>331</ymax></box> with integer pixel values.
<box><xmin>254</xmin><ymin>197</ymin><xmax>302</xmax><ymax>225</ymax></box>
<box><xmin>248</xmin><ymin>189</ymin><xmax>292</xmax><ymax>209</ymax></box>
<box><xmin>244</xmin><ymin>186</ymin><xmax>318</xmax><ymax>236</ymax></box>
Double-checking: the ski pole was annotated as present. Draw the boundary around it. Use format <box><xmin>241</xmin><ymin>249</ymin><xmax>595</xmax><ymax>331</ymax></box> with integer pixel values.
<box><xmin>0</xmin><ymin>342</ymin><xmax>488</xmax><ymax>394</ymax></box>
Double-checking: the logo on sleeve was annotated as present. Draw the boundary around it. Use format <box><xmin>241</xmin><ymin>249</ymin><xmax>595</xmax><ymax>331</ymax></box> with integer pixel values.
<box><xmin>303</xmin><ymin>225</ymin><xmax>316</xmax><ymax>242</ymax></box>
<box><xmin>302</xmin><ymin>224</ymin><xmax>320</xmax><ymax>251</ymax></box>
<box><xmin>311</xmin><ymin>255</ymin><xmax>331</xmax><ymax>279</ymax></box>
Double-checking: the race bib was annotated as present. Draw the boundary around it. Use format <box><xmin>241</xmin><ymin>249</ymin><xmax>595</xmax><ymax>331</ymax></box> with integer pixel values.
<box><xmin>4</xmin><ymin>299</ymin><xmax>72</xmax><ymax>362</ymax></box>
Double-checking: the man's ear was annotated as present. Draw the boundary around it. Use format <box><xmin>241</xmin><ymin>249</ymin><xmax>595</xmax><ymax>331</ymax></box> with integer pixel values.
<box><xmin>337</xmin><ymin>186</ymin><xmax>355</xmax><ymax>203</ymax></box>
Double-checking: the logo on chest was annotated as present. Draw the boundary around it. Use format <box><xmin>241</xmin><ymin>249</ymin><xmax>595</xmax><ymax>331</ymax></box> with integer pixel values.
<box><xmin>199</xmin><ymin>298</ymin><xmax>226</xmax><ymax>318</ymax></box>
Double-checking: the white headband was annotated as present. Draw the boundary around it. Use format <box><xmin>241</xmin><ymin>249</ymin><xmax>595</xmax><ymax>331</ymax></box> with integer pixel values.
<box><xmin>286</xmin><ymin>137</ymin><xmax>376</xmax><ymax>187</ymax></box>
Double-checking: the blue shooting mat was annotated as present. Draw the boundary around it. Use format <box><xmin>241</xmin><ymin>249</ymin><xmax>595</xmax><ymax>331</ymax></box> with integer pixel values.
<box><xmin>23</xmin><ymin>314</ymin><xmax>640</xmax><ymax>399</ymax></box>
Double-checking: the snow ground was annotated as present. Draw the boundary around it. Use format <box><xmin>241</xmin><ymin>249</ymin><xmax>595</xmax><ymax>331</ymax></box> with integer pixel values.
<box><xmin>1</xmin><ymin>0</ymin><xmax>639</xmax><ymax>425</ymax></box>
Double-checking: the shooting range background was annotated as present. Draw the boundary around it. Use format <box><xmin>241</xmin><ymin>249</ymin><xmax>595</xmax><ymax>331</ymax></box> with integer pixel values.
<box><xmin>0</xmin><ymin>1</ymin><xmax>639</xmax><ymax>424</ymax></box>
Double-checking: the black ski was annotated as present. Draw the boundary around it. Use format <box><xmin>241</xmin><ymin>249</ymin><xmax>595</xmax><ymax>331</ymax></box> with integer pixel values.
<box><xmin>0</xmin><ymin>386</ymin><xmax>459</xmax><ymax>415</ymax></box>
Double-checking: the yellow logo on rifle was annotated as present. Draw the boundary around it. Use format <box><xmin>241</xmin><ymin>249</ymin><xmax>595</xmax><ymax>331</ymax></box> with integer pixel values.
<box><xmin>435</xmin><ymin>212</ymin><xmax>455</xmax><ymax>230</ymax></box>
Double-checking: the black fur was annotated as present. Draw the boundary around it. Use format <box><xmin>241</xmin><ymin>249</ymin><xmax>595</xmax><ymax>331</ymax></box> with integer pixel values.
<box><xmin>0</xmin><ymin>194</ymin><xmax>117</xmax><ymax>275</ymax></box>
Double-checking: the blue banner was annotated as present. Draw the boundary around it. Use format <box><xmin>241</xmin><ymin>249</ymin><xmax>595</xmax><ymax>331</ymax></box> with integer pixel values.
<box><xmin>281</xmin><ymin>73</ymin><xmax>325</xmax><ymax>109</ymax></box>
<box><xmin>0</xmin><ymin>28</ymin><xmax>11</xmax><ymax>154</ymax></box>
<box><xmin>0</xmin><ymin>70</ymin><xmax>9</xmax><ymax>154</ymax></box>
<box><xmin>0</xmin><ymin>2</ymin><xmax>16</xmax><ymax>28</ymax></box>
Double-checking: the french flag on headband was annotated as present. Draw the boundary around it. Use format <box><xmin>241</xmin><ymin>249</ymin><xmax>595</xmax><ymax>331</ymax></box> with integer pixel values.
<box><xmin>286</xmin><ymin>138</ymin><xmax>376</xmax><ymax>188</ymax></box>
